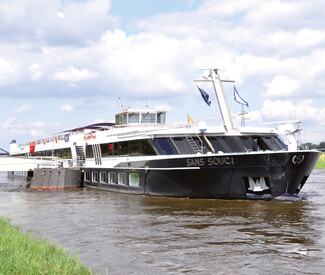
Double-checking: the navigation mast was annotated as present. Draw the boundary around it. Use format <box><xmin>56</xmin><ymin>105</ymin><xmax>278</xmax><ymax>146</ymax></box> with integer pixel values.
<box><xmin>194</xmin><ymin>69</ymin><xmax>235</xmax><ymax>132</ymax></box>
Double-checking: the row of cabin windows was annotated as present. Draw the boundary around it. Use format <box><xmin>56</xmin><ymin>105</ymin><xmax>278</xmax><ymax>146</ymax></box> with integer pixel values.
<box><xmin>16</xmin><ymin>148</ymin><xmax>72</xmax><ymax>158</ymax></box>
<box><xmin>84</xmin><ymin>171</ymin><xmax>140</xmax><ymax>187</ymax></box>
<box><xmin>86</xmin><ymin>139</ymin><xmax>156</xmax><ymax>158</ymax></box>
<box><xmin>151</xmin><ymin>135</ymin><xmax>286</xmax><ymax>155</ymax></box>
<box><xmin>14</xmin><ymin>135</ymin><xmax>286</xmax><ymax>158</ymax></box>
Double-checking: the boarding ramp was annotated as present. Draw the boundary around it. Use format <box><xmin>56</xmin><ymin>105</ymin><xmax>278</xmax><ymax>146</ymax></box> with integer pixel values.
<box><xmin>0</xmin><ymin>148</ymin><xmax>9</xmax><ymax>156</ymax></box>
<box><xmin>0</xmin><ymin>156</ymin><xmax>59</xmax><ymax>171</ymax></box>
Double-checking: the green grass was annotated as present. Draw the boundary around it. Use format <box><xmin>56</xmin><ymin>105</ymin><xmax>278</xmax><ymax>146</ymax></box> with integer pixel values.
<box><xmin>0</xmin><ymin>217</ymin><xmax>93</xmax><ymax>275</ymax></box>
<box><xmin>315</xmin><ymin>153</ymin><xmax>325</xmax><ymax>169</ymax></box>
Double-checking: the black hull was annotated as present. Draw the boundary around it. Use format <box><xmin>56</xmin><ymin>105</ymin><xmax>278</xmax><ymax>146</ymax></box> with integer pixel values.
<box><xmin>83</xmin><ymin>151</ymin><xmax>320</xmax><ymax>200</ymax></box>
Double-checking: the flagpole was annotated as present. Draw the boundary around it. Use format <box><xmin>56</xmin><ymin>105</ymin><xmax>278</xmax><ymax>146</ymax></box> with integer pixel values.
<box><xmin>241</xmin><ymin>104</ymin><xmax>245</xmax><ymax>127</ymax></box>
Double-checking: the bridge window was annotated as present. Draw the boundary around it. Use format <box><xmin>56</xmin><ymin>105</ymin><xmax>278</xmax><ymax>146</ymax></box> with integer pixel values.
<box><xmin>141</xmin><ymin>113</ymin><xmax>156</xmax><ymax>123</ymax></box>
<box><xmin>115</xmin><ymin>114</ymin><xmax>127</xmax><ymax>125</ymax></box>
<box><xmin>128</xmin><ymin>113</ymin><xmax>140</xmax><ymax>123</ymax></box>
<box><xmin>157</xmin><ymin>112</ymin><xmax>165</xmax><ymax>123</ymax></box>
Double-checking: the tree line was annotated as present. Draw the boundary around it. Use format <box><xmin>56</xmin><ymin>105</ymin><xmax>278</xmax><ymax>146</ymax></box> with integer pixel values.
<box><xmin>299</xmin><ymin>141</ymin><xmax>325</xmax><ymax>150</ymax></box>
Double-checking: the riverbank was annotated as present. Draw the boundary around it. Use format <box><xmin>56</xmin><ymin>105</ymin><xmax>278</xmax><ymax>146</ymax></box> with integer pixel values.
<box><xmin>0</xmin><ymin>217</ymin><xmax>92</xmax><ymax>274</ymax></box>
<box><xmin>315</xmin><ymin>153</ymin><xmax>325</xmax><ymax>169</ymax></box>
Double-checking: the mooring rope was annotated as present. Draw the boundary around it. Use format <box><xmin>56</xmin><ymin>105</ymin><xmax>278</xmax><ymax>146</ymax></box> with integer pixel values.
<box><xmin>18</xmin><ymin>171</ymin><xmax>46</xmax><ymax>189</ymax></box>
<box><xmin>47</xmin><ymin>172</ymin><xmax>61</xmax><ymax>188</ymax></box>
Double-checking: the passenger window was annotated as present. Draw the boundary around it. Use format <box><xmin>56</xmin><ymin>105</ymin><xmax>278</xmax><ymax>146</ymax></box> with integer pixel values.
<box><xmin>141</xmin><ymin>140</ymin><xmax>156</xmax><ymax>155</ymax></box>
<box><xmin>100</xmin><ymin>172</ymin><xmax>107</xmax><ymax>183</ymax></box>
<box><xmin>129</xmin><ymin>173</ymin><xmax>140</xmax><ymax>187</ymax></box>
<box><xmin>108</xmin><ymin>172</ymin><xmax>116</xmax><ymax>184</ymax></box>
<box><xmin>92</xmin><ymin>171</ymin><xmax>98</xmax><ymax>182</ymax></box>
<box><xmin>130</xmin><ymin>140</ymin><xmax>141</xmax><ymax>155</ymax></box>
<box><xmin>118</xmin><ymin>173</ymin><xmax>127</xmax><ymax>185</ymax></box>
<box><xmin>253</xmin><ymin>137</ymin><xmax>270</xmax><ymax>151</ymax></box>
<box><xmin>119</xmin><ymin>142</ymin><xmax>129</xmax><ymax>156</ymax></box>
<box><xmin>84</xmin><ymin>171</ymin><xmax>90</xmax><ymax>181</ymax></box>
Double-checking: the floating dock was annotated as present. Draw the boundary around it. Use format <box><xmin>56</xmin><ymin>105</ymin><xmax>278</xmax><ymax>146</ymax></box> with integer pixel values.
<box><xmin>1</xmin><ymin>156</ymin><xmax>83</xmax><ymax>189</ymax></box>
<box><xmin>29</xmin><ymin>168</ymin><xmax>83</xmax><ymax>189</ymax></box>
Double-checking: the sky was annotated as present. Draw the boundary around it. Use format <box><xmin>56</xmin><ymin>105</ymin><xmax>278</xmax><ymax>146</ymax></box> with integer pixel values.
<box><xmin>1</xmin><ymin>0</ymin><xmax>325</xmax><ymax>151</ymax></box>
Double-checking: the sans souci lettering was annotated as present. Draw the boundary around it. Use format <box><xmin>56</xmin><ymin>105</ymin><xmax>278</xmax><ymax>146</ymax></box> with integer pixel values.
<box><xmin>186</xmin><ymin>157</ymin><xmax>234</xmax><ymax>167</ymax></box>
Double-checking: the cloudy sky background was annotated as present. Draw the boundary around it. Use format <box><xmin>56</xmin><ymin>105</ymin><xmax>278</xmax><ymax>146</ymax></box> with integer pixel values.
<box><xmin>1</xmin><ymin>0</ymin><xmax>325</xmax><ymax>150</ymax></box>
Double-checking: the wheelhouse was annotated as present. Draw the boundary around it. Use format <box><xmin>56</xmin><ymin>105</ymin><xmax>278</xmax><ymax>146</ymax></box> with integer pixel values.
<box><xmin>115</xmin><ymin>109</ymin><xmax>166</xmax><ymax>126</ymax></box>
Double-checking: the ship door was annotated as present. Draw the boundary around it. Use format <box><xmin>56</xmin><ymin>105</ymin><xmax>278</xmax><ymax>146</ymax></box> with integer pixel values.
<box><xmin>92</xmin><ymin>144</ymin><xmax>102</xmax><ymax>165</ymax></box>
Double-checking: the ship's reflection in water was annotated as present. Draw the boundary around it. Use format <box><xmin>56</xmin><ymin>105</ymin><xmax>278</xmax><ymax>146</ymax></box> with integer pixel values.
<box><xmin>0</xmin><ymin>170</ymin><xmax>324</xmax><ymax>274</ymax></box>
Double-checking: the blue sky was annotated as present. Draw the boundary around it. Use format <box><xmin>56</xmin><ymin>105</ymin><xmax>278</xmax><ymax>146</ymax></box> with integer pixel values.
<box><xmin>1</xmin><ymin>0</ymin><xmax>325</xmax><ymax>150</ymax></box>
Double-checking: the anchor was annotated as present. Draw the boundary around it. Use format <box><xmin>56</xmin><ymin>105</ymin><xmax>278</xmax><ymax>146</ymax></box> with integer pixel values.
<box><xmin>248</xmin><ymin>177</ymin><xmax>269</xmax><ymax>192</ymax></box>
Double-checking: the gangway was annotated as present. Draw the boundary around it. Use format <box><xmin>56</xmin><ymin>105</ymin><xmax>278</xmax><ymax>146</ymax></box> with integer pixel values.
<box><xmin>0</xmin><ymin>148</ymin><xmax>9</xmax><ymax>156</ymax></box>
<box><xmin>0</xmin><ymin>156</ymin><xmax>59</xmax><ymax>171</ymax></box>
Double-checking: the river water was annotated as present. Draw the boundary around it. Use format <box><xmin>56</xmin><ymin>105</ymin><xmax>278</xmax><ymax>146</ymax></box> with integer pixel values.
<box><xmin>0</xmin><ymin>170</ymin><xmax>325</xmax><ymax>275</ymax></box>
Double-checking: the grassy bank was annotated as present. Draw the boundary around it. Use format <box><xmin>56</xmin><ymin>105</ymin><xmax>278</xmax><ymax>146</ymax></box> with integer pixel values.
<box><xmin>315</xmin><ymin>153</ymin><xmax>325</xmax><ymax>169</ymax></box>
<box><xmin>0</xmin><ymin>217</ymin><xmax>92</xmax><ymax>274</ymax></box>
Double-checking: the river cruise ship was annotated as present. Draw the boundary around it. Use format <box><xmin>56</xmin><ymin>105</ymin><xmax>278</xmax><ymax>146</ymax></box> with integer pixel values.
<box><xmin>9</xmin><ymin>69</ymin><xmax>320</xmax><ymax>199</ymax></box>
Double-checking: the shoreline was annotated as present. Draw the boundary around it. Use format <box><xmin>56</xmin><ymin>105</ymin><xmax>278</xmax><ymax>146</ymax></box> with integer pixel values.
<box><xmin>0</xmin><ymin>217</ymin><xmax>93</xmax><ymax>274</ymax></box>
<box><xmin>315</xmin><ymin>153</ymin><xmax>325</xmax><ymax>169</ymax></box>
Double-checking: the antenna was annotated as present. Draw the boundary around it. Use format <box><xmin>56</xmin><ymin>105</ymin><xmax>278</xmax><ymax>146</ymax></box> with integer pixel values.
<box><xmin>118</xmin><ymin>97</ymin><xmax>123</xmax><ymax>111</ymax></box>
<box><xmin>148</xmin><ymin>97</ymin><xmax>153</xmax><ymax>108</ymax></box>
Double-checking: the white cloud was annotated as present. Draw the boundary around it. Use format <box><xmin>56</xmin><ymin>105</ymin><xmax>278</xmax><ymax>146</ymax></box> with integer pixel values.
<box><xmin>28</xmin><ymin>63</ymin><xmax>42</xmax><ymax>82</ymax></box>
<box><xmin>60</xmin><ymin>104</ymin><xmax>74</xmax><ymax>112</ymax></box>
<box><xmin>263</xmin><ymin>75</ymin><xmax>299</xmax><ymax>98</ymax></box>
<box><xmin>56</xmin><ymin>12</ymin><xmax>64</xmax><ymax>19</ymax></box>
<box><xmin>54</xmin><ymin>66</ymin><xmax>98</xmax><ymax>82</ymax></box>
<box><xmin>92</xmin><ymin>118</ymin><xmax>105</xmax><ymax>123</ymax></box>
<box><xmin>30</xmin><ymin>129</ymin><xmax>45</xmax><ymax>137</ymax></box>
<box><xmin>261</xmin><ymin>99</ymin><xmax>325</xmax><ymax>122</ymax></box>
<box><xmin>0</xmin><ymin>0</ymin><xmax>117</xmax><ymax>45</ymax></box>
<box><xmin>154</xmin><ymin>104</ymin><xmax>173</xmax><ymax>112</ymax></box>
<box><xmin>245</xmin><ymin>110</ymin><xmax>262</xmax><ymax>122</ymax></box>
<box><xmin>29</xmin><ymin>121</ymin><xmax>45</xmax><ymax>127</ymax></box>
<box><xmin>0</xmin><ymin>56</ymin><xmax>20</xmax><ymax>86</ymax></box>
<box><xmin>13</xmin><ymin>104</ymin><xmax>34</xmax><ymax>114</ymax></box>
<box><xmin>2</xmin><ymin>116</ymin><xmax>20</xmax><ymax>129</ymax></box>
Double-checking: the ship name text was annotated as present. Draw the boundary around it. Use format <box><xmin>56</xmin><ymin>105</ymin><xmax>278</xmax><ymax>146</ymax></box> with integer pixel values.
<box><xmin>186</xmin><ymin>157</ymin><xmax>234</xmax><ymax>167</ymax></box>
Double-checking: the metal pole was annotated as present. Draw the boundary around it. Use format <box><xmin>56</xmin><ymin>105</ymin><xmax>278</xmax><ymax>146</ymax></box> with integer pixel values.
<box><xmin>210</xmin><ymin>70</ymin><xmax>235</xmax><ymax>132</ymax></box>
